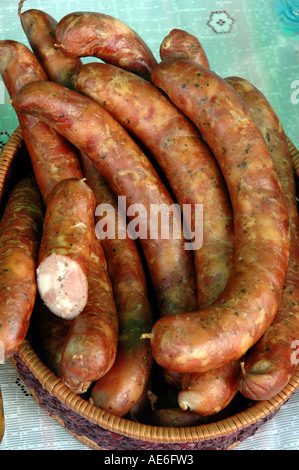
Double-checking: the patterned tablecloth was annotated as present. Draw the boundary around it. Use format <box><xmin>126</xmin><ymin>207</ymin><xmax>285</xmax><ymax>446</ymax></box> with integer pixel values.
<box><xmin>0</xmin><ymin>0</ymin><xmax>299</xmax><ymax>451</ymax></box>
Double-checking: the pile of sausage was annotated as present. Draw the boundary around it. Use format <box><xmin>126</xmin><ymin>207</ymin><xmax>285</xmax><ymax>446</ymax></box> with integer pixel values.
<box><xmin>0</xmin><ymin>1</ymin><xmax>298</xmax><ymax>427</ymax></box>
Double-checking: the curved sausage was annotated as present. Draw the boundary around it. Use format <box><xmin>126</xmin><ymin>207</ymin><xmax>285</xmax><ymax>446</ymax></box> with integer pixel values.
<box><xmin>72</xmin><ymin>62</ymin><xmax>234</xmax><ymax>310</ymax></box>
<box><xmin>60</xmin><ymin>235</ymin><xmax>118</xmax><ymax>389</ymax></box>
<box><xmin>36</xmin><ymin>178</ymin><xmax>96</xmax><ymax>319</ymax></box>
<box><xmin>0</xmin><ymin>40</ymin><xmax>82</xmax><ymax>205</ymax></box>
<box><xmin>144</xmin><ymin>59</ymin><xmax>290</xmax><ymax>373</ymax></box>
<box><xmin>0</xmin><ymin>176</ymin><xmax>43</xmax><ymax>360</ymax></box>
<box><xmin>18</xmin><ymin>3</ymin><xmax>82</xmax><ymax>88</ymax></box>
<box><xmin>80</xmin><ymin>153</ymin><xmax>153</xmax><ymax>416</ymax></box>
<box><xmin>160</xmin><ymin>34</ymin><xmax>239</xmax><ymax>412</ymax></box>
<box><xmin>12</xmin><ymin>80</ymin><xmax>197</xmax><ymax>318</ymax></box>
<box><xmin>178</xmin><ymin>360</ymin><xmax>241</xmax><ymax>415</ymax></box>
<box><xmin>160</xmin><ymin>28</ymin><xmax>210</xmax><ymax>68</ymax></box>
<box><xmin>226</xmin><ymin>76</ymin><xmax>299</xmax><ymax>400</ymax></box>
<box><xmin>158</xmin><ymin>37</ymin><xmax>239</xmax><ymax>413</ymax></box>
<box><xmin>55</xmin><ymin>11</ymin><xmax>157</xmax><ymax>80</ymax></box>
<box><xmin>90</xmin><ymin>339</ymin><xmax>152</xmax><ymax>416</ymax></box>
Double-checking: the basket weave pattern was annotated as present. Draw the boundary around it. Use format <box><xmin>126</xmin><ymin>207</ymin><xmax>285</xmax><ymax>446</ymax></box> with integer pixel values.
<box><xmin>1</xmin><ymin>128</ymin><xmax>299</xmax><ymax>450</ymax></box>
<box><xmin>12</xmin><ymin>345</ymin><xmax>285</xmax><ymax>450</ymax></box>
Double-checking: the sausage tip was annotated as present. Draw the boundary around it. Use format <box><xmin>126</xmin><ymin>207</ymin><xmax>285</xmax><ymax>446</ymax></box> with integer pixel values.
<box><xmin>178</xmin><ymin>401</ymin><xmax>188</xmax><ymax>411</ymax></box>
<box><xmin>17</xmin><ymin>0</ymin><xmax>25</xmax><ymax>18</ymax></box>
<box><xmin>240</xmin><ymin>361</ymin><xmax>246</xmax><ymax>377</ymax></box>
<box><xmin>140</xmin><ymin>333</ymin><xmax>154</xmax><ymax>340</ymax></box>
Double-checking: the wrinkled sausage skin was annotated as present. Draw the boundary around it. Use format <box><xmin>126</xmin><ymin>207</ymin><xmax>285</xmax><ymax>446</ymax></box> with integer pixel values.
<box><xmin>55</xmin><ymin>11</ymin><xmax>157</xmax><ymax>79</ymax></box>
<box><xmin>226</xmin><ymin>76</ymin><xmax>299</xmax><ymax>400</ymax></box>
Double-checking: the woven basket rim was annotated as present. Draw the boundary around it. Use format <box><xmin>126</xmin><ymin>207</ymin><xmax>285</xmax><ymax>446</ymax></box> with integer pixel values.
<box><xmin>2</xmin><ymin>127</ymin><xmax>299</xmax><ymax>445</ymax></box>
<box><xmin>16</xmin><ymin>339</ymin><xmax>299</xmax><ymax>444</ymax></box>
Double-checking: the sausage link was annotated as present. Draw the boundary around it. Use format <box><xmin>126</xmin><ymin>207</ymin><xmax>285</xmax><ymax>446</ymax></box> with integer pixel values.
<box><xmin>80</xmin><ymin>154</ymin><xmax>153</xmax><ymax>416</ymax></box>
<box><xmin>37</xmin><ymin>178</ymin><xmax>96</xmax><ymax>319</ymax></box>
<box><xmin>160</xmin><ymin>28</ymin><xmax>210</xmax><ymax>68</ymax></box>
<box><xmin>158</xmin><ymin>39</ymin><xmax>239</xmax><ymax>413</ymax></box>
<box><xmin>161</xmin><ymin>34</ymin><xmax>240</xmax><ymax>412</ymax></box>
<box><xmin>0</xmin><ymin>176</ymin><xmax>43</xmax><ymax>360</ymax></box>
<box><xmin>151</xmin><ymin>408</ymin><xmax>207</xmax><ymax>427</ymax></box>
<box><xmin>55</xmin><ymin>11</ymin><xmax>157</xmax><ymax>80</ymax></box>
<box><xmin>145</xmin><ymin>59</ymin><xmax>290</xmax><ymax>373</ymax></box>
<box><xmin>12</xmin><ymin>80</ymin><xmax>197</xmax><ymax>318</ymax></box>
<box><xmin>60</xmin><ymin>235</ymin><xmax>118</xmax><ymax>389</ymax></box>
<box><xmin>18</xmin><ymin>3</ymin><xmax>82</xmax><ymax>88</ymax></box>
<box><xmin>226</xmin><ymin>76</ymin><xmax>299</xmax><ymax>400</ymax></box>
<box><xmin>0</xmin><ymin>40</ymin><xmax>82</xmax><ymax>205</ymax></box>
<box><xmin>72</xmin><ymin>62</ymin><xmax>234</xmax><ymax>310</ymax></box>
<box><xmin>178</xmin><ymin>360</ymin><xmax>241</xmax><ymax>415</ymax></box>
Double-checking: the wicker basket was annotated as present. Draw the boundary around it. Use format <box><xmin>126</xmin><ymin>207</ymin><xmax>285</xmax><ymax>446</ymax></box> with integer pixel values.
<box><xmin>2</xmin><ymin>126</ymin><xmax>299</xmax><ymax>451</ymax></box>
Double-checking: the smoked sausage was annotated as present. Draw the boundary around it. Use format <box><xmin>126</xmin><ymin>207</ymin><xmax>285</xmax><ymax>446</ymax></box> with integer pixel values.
<box><xmin>11</xmin><ymin>80</ymin><xmax>197</xmax><ymax>318</ymax></box>
<box><xmin>226</xmin><ymin>76</ymin><xmax>299</xmax><ymax>400</ymax></box>
<box><xmin>55</xmin><ymin>11</ymin><xmax>157</xmax><ymax>80</ymax></box>
<box><xmin>158</xmin><ymin>35</ymin><xmax>239</xmax><ymax>413</ymax></box>
<box><xmin>18</xmin><ymin>3</ymin><xmax>82</xmax><ymax>89</ymax></box>
<box><xmin>60</xmin><ymin>235</ymin><xmax>119</xmax><ymax>389</ymax></box>
<box><xmin>36</xmin><ymin>178</ymin><xmax>96</xmax><ymax>319</ymax></box>
<box><xmin>0</xmin><ymin>176</ymin><xmax>43</xmax><ymax>360</ymax></box>
<box><xmin>0</xmin><ymin>40</ymin><xmax>82</xmax><ymax>205</ymax></box>
<box><xmin>30</xmin><ymin>297</ymin><xmax>93</xmax><ymax>394</ymax></box>
<box><xmin>160</xmin><ymin>28</ymin><xmax>210</xmax><ymax>68</ymax></box>
<box><xmin>178</xmin><ymin>360</ymin><xmax>241</xmax><ymax>415</ymax></box>
<box><xmin>79</xmin><ymin>153</ymin><xmax>153</xmax><ymax>416</ymax></box>
<box><xmin>144</xmin><ymin>59</ymin><xmax>290</xmax><ymax>373</ymax></box>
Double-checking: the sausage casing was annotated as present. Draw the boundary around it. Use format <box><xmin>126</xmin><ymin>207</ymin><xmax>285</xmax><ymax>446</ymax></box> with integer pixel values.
<box><xmin>179</xmin><ymin>360</ymin><xmax>241</xmax><ymax>415</ymax></box>
<box><xmin>0</xmin><ymin>176</ymin><xmax>43</xmax><ymax>360</ymax></box>
<box><xmin>0</xmin><ymin>39</ymin><xmax>82</xmax><ymax>205</ymax></box>
<box><xmin>55</xmin><ymin>11</ymin><xmax>157</xmax><ymax>79</ymax></box>
<box><xmin>18</xmin><ymin>5</ymin><xmax>82</xmax><ymax>88</ymax></box>
<box><xmin>37</xmin><ymin>178</ymin><xmax>96</xmax><ymax>319</ymax></box>
<box><xmin>160</xmin><ymin>28</ymin><xmax>210</xmax><ymax>68</ymax></box>
<box><xmin>146</xmin><ymin>59</ymin><xmax>290</xmax><ymax>373</ymax></box>
<box><xmin>80</xmin><ymin>154</ymin><xmax>153</xmax><ymax>415</ymax></box>
<box><xmin>60</xmin><ymin>235</ymin><xmax>118</xmax><ymax>388</ymax></box>
<box><xmin>226</xmin><ymin>76</ymin><xmax>299</xmax><ymax>400</ymax></box>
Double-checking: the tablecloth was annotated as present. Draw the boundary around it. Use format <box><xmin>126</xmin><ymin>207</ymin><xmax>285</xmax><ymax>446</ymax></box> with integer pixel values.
<box><xmin>0</xmin><ymin>0</ymin><xmax>299</xmax><ymax>451</ymax></box>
